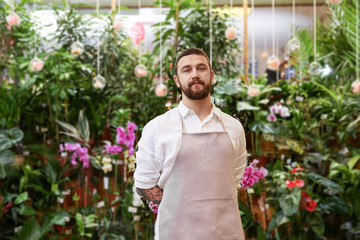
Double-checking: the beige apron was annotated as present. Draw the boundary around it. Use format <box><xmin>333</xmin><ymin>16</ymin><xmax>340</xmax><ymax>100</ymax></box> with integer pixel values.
<box><xmin>157</xmin><ymin>115</ymin><xmax>244</xmax><ymax>240</ymax></box>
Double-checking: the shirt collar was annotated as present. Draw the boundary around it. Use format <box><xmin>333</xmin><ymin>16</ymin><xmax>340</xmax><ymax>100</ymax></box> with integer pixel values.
<box><xmin>178</xmin><ymin>101</ymin><xmax>222</xmax><ymax>120</ymax></box>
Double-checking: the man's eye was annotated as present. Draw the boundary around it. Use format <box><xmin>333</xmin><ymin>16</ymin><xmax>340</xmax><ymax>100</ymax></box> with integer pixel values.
<box><xmin>183</xmin><ymin>69</ymin><xmax>190</xmax><ymax>72</ymax></box>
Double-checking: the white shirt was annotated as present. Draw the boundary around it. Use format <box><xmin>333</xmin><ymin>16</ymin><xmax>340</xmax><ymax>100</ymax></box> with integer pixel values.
<box><xmin>134</xmin><ymin>101</ymin><xmax>247</xmax><ymax>189</ymax></box>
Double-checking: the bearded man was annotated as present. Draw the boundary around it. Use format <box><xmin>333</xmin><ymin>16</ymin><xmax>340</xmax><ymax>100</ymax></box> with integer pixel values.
<box><xmin>134</xmin><ymin>47</ymin><xmax>247</xmax><ymax>240</ymax></box>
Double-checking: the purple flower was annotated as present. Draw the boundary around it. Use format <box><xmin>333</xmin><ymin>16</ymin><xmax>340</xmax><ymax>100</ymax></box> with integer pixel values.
<box><xmin>65</xmin><ymin>143</ymin><xmax>81</xmax><ymax>152</ymax></box>
<box><xmin>116</xmin><ymin>127</ymin><xmax>126</xmax><ymax>145</ymax></box>
<box><xmin>104</xmin><ymin>144</ymin><xmax>123</xmax><ymax>154</ymax></box>
<box><xmin>127</xmin><ymin>122</ymin><xmax>137</xmax><ymax>132</ymax></box>
<box><xmin>59</xmin><ymin>144</ymin><xmax>64</xmax><ymax>152</ymax></box>
<box><xmin>267</xmin><ymin>113</ymin><xmax>277</xmax><ymax>122</ymax></box>
<box><xmin>128</xmin><ymin>148</ymin><xmax>135</xmax><ymax>156</ymax></box>
<box><xmin>240</xmin><ymin>160</ymin><xmax>268</xmax><ymax>190</ymax></box>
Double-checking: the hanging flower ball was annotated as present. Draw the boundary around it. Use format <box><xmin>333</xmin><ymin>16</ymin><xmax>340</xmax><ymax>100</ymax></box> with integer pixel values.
<box><xmin>93</xmin><ymin>74</ymin><xmax>106</xmax><ymax>89</ymax></box>
<box><xmin>351</xmin><ymin>79</ymin><xmax>360</xmax><ymax>94</ymax></box>
<box><xmin>155</xmin><ymin>83</ymin><xmax>168</xmax><ymax>97</ymax></box>
<box><xmin>134</xmin><ymin>64</ymin><xmax>147</xmax><ymax>77</ymax></box>
<box><xmin>70</xmin><ymin>41</ymin><xmax>84</xmax><ymax>55</ymax></box>
<box><xmin>6</xmin><ymin>12</ymin><xmax>21</xmax><ymax>26</ymax></box>
<box><xmin>287</xmin><ymin>37</ymin><xmax>300</xmax><ymax>52</ymax></box>
<box><xmin>261</xmin><ymin>52</ymin><xmax>268</xmax><ymax>59</ymax></box>
<box><xmin>309</xmin><ymin>61</ymin><xmax>321</xmax><ymax>76</ymax></box>
<box><xmin>113</xmin><ymin>20</ymin><xmax>122</xmax><ymax>31</ymax></box>
<box><xmin>30</xmin><ymin>57</ymin><xmax>44</xmax><ymax>71</ymax></box>
<box><xmin>130</xmin><ymin>22</ymin><xmax>145</xmax><ymax>45</ymax></box>
<box><xmin>267</xmin><ymin>55</ymin><xmax>280</xmax><ymax>71</ymax></box>
<box><xmin>225</xmin><ymin>26</ymin><xmax>236</xmax><ymax>40</ymax></box>
<box><xmin>327</xmin><ymin>0</ymin><xmax>342</xmax><ymax>4</ymax></box>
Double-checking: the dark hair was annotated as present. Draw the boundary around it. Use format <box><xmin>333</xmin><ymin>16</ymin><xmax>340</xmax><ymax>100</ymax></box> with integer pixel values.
<box><xmin>175</xmin><ymin>47</ymin><xmax>211</xmax><ymax>75</ymax></box>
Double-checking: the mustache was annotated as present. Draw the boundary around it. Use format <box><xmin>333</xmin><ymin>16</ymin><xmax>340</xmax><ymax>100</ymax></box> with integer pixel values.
<box><xmin>189</xmin><ymin>79</ymin><xmax>205</xmax><ymax>87</ymax></box>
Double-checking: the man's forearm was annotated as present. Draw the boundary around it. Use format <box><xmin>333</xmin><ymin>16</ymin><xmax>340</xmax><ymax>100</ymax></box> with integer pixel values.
<box><xmin>136</xmin><ymin>186</ymin><xmax>163</xmax><ymax>204</ymax></box>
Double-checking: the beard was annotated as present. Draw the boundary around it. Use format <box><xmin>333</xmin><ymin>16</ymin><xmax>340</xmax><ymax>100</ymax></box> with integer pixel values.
<box><xmin>179</xmin><ymin>78</ymin><xmax>211</xmax><ymax>100</ymax></box>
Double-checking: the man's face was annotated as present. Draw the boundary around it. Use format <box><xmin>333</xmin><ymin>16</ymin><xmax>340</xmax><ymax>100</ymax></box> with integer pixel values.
<box><xmin>174</xmin><ymin>54</ymin><xmax>214</xmax><ymax>100</ymax></box>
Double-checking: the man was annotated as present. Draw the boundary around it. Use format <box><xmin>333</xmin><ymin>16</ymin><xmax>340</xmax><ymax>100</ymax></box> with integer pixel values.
<box><xmin>134</xmin><ymin>47</ymin><xmax>247</xmax><ymax>240</ymax></box>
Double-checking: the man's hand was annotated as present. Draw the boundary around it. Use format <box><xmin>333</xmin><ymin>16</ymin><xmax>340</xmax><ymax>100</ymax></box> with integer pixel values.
<box><xmin>136</xmin><ymin>186</ymin><xmax>163</xmax><ymax>204</ymax></box>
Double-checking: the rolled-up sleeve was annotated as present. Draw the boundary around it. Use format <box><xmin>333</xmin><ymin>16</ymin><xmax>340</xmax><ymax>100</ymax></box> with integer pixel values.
<box><xmin>233</xmin><ymin>124</ymin><xmax>247</xmax><ymax>188</ymax></box>
<box><xmin>134</xmin><ymin>121</ymin><xmax>163</xmax><ymax>189</ymax></box>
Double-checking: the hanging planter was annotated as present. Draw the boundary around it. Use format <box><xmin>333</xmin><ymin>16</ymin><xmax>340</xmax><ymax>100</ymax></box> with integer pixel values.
<box><xmin>261</xmin><ymin>52</ymin><xmax>269</xmax><ymax>60</ymax></box>
<box><xmin>155</xmin><ymin>83</ymin><xmax>168</xmax><ymax>97</ymax></box>
<box><xmin>225</xmin><ymin>26</ymin><xmax>236</xmax><ymax>40</ymax></box>
<box><xmin>266</xmin><ymin>55</ymin><xmax>280</xmax><ymax>71</ymax></box>
<box><xmin>6</xmin><ymin>12</ymin><xmax>21</xmax><ymax>26</ymax></box>
<box><xmin>70</xmin><ymin>40</ymin><xmax>84</xmax><ymax>55</ymax></box>
<box><xmin>30</xmin><ymin>57</ymin><xmax>44</xmax><ymax>71</ymax></box>
<box><xmin>287</xmin><ymin>37</ymin><xmax>300</xmax><ymax>52</ymax></box>
<box><xmin>309</xmin><ymin>61</ymin><xmax>321</xmax><ymax>76</ymax></box>
<box><xmin>134</xmin><ymin>64</ymin><xmax>147</xmax><ymax>77</ymax></box>
<box><xmin>93</xmin><ymin>74</ymin><xmax>106</xmax><ymax>89</ymax></box>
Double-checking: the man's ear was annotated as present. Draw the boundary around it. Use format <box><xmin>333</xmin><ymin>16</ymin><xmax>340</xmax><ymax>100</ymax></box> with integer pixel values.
<box><xmin>173</xmin><ymin>75</ymin><xmax>180</xmax><ymax>88</ymax></box>
<box><xmin>210</xmin><ymin>70</ymin><xmax>215</xmax><ymax>85</ymax></box>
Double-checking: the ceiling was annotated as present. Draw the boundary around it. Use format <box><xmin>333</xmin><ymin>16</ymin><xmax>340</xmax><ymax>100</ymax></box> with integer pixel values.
<box><xmin>42</xmin><ymin>0</ymin><xmax>327</xmax><ymax>8</ymax></box>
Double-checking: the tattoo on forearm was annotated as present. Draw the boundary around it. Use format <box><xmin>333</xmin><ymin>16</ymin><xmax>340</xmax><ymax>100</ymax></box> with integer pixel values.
<box><xmin>136</xmin><ymin>186</ymin><xmax>163</xmax><ymax>204</ymax></box>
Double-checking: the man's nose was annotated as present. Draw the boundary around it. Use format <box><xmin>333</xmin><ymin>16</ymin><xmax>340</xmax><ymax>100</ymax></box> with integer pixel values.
<box><xmin>191</xmin><ymin>68</ymin><xmax>200</xmax><ymax>79</ymax></box>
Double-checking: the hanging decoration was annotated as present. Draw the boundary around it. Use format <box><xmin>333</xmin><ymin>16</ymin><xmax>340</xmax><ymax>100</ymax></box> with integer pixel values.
<box><xmin>93</xmin><ymin>0</ymin><xmax>106</xmax><ymax>89</ymax></box>
<box><xmin>6</xmin><ymin>12</ymin><xmax>21</xmax><ymax>27</ymax></box>
<box><xmin>267</xmin><ymin>0</ymin><xmax>280</xmax><ymax>71</ymax></box>
<box><xmin>154</xmin><ymin>0</ymin><xmax>168</xmax><ymax>97</ymax></box>
<box><xmin>309</xmin><ymin>0</ymin><xmax>321</xmax><ymax>76</ymax></box>
<box><xmin>134</xmin><ymin>0</ymin><xmax>147</xmax><ymax>78</ymax></box>
<box><xmin>70</xmin><ymin>0</ymin><xmax>84</xmax><ymax>56</ymax></box>
<box><xmin>113</xmin><ymin>0</ymin><xmax>122</xmax><ymax>31</ymax></box>
<box><xmin>261</xmin><ymin>33</ymin><xmax>268</xmax><ymax>59</ymax></box>
<box><xmin>327</xmin><ymin>0</ymin><xmax>342</xmax><ymax>4</ymax></box>
<box><xmin>30</xmin><ymin>57</ymin><xmax>44</xmax><ymax>72</ymax></box>
<box><xmin>351</xmin><ymin>0</ymin><xmax>359</xmax><ymax>94</ymax></box>
<box><xmin>250</xmin><ymin>0</ymin><xmax>256</xmax><ymax>78</ymax></box>
<box><xmin>286</xmin><ymin>0</ymin><xmax>300</xmax><ymax>52</ymax></box>
<box><xmin>30</xmin><ymin>0</ymin><xmax>44</xmax><ymax>72</ymax></box>
<box><xmin>225</xmin><ymin>0</ymin><xmax>236</xmax><ymax>40</ymax></box>
<box><xmin>71</xmin><ymin>40</ymin><xmax>84</xmax><ymax>55</ymax></box>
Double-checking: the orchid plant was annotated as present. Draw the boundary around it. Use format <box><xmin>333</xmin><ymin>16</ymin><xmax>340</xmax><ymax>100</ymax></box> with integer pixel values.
<box><xmin>236</xmin><ymin>75</ymin><xmax>281</xmax><ymax>156</ymax></box>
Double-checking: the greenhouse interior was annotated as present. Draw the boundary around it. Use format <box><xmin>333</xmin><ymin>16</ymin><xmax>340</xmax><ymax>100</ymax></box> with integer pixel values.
<box><xmin>1</xmin><ymin>0</ymin><xmax>360</xmax><ymax>239</ymax></box>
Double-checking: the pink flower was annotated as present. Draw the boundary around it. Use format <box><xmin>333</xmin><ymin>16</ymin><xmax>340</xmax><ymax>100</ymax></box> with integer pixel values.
<box><xmin>59</xmin><ymin>144</ymin><xmax>64</xmax><ymax>152</ymax></box>
<box><xmin>130</xmin><ymin>22</ymin><xmax>145</xmax><ymax>45</ymax></box>
<box><xmin>280</xmin><ymin>106</ymin><xmax>290</xmax><ymax>118</ymax></box>
<box><xmin>291</xmin><ymin>167</ymin><xmax>305</xmax><ymax>174</ymax></box>
<box><xmin>267</xmin><ymin>113</ymin><xmax>277</xmax><ymax>122</ymax></box>
<box><xmin>128</xmin><ymin>148</ymin><xmax>135</xmax><ymax>156</ymax></box>
<box><xmin>351</xmin><ymin>79</ymin><xmax>360</xmax><ymax>94</ymax></box>
<box><xmin>2</xmin><ymin>202</ymin><xmax>13</xmax><ymax>214</ymax></box>
<box><xmin>65</xmin><ymin>143</ymin><xmax>81</xmax><ymax>152</ymax></box>
<box><xmin>116</xmin><ymin>127</ymin><xmax>126</xmax><ymax>145</ymax></box>
<box><xmin>104</xmin><ymin>144</ymin><xmax>123</xmax><ymax>154</ymax></box>
<box><xmin>240</xmin><ymin>160</ymin><xmax>268</xmax><ymax>190</ymax></box>
<box><xmin>247</xmin><ymin>85</ymin><xmax>260</xmax><ymax>97</ymax></box>
<box><xmin>6</xmin><ymin>13</ymin><xmax>20</xmax><ymax>26</ymax></box>
<box><xmin>127</xmin><ymin>122</ymin><xmax>137</xmax><ymax>132</ymax></box>
<box><xmin>225</xmin><ymin>27</ymin><xmax>236</xmax><ymax>40</ymax></box>
<box><xmin>148</xmin><ymin>201</ymin><xmax>159</xmax><ymax>214</ymax></box>
<box><xmin>286</xmin><ymin>179</ymin><xmax>305</xmax><ymax>188</ymax></box>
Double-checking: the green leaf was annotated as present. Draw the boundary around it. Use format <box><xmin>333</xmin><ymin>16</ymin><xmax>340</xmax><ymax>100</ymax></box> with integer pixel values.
<box><xmin>259</xmin><ymin>99</ymin><xmax>270</xmax><ymax>105</ymax></box>
<box><xmin>319</xmin><ymin>196</ymin><xmax>350</xmax><ymax>215</ymax></box>
<box><xmin>268</xmin><ymin>211</ymin><xmax>289</xmax><ymax>231</ymax></box>
<box><xmin>0</xmin><ymin>137</ymin><xmax>13</xmax><ymax>151</ymax></box>
<box><xmin>279</xmin><ymin>189</ymin><xmax>301</xmax><ymax>216</ymax></box>
<box><xmin>306</xmin><ymin>212</ymin><xmax>324</xmax><ymax>235</ymax></box>
<box><xmin>237</xmin><ymin>101</ymin><xmax>260</xmax><ymax>112</ymax></box>
<box><xmin>347</xmin><ymin>155</ymin><xmax>360</xmax><ymax>170</ymax></box>
<box><xmin>8</xmin><ymin>128</ymin><xmax>23</xmax><ymax>143</ymax></box>
<box><xmin>59</xmin><ymin>90</ymin><xmax>67</xmax><ymax>99</ymax></box>
<box><xmin>308</xmin><ymin>172</ymin><xmax>343</xmax><ymax>192</ymax></box>
<box><xmin>78</xmin><ymin>111</ymin><xmax>90</xmax><ymax>143</ymax></box>
<box><xmin>15</xmin><ymin>192</ymin><xmax>29</xmax><ymax>205</ymax></box>
<box><xmin>20</xmin><ymin>205</ymin><xmax>36</xmax><ymax>216</ymax></box>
